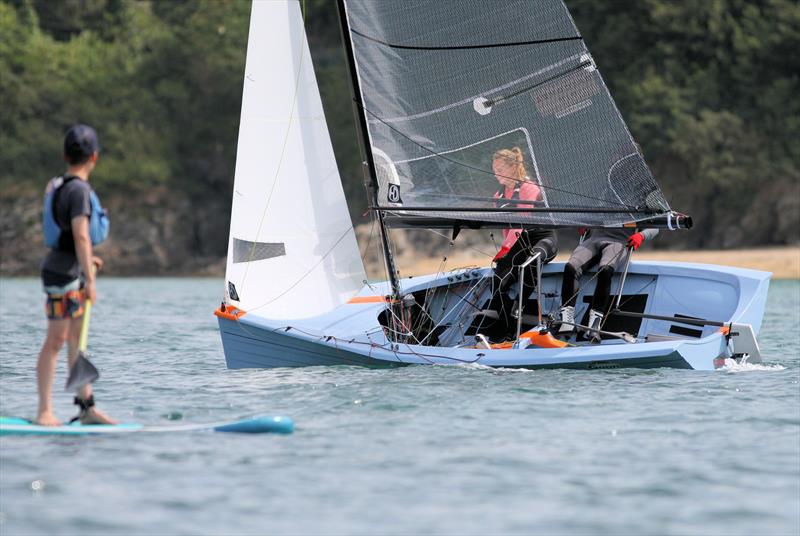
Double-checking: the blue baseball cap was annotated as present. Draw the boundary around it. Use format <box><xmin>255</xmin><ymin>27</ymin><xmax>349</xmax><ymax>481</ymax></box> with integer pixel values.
<box><xmin>64</xmin><ymin>124</ymin><xmax>100</xmax><ymax>164</ymax></box>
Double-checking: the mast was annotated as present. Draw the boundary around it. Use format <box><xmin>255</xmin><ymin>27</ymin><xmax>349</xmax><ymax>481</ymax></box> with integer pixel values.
<box><xmin>335</xmin><ymin>0</ymin><xmax>402</xmax><ymax>300</ymax></box>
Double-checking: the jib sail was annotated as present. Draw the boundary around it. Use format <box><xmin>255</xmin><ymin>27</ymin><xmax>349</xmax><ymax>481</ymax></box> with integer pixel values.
<box><xmin>223</xmin><ymin>0</ymin><xmax>365</xmax><ymax>318</ymax></box>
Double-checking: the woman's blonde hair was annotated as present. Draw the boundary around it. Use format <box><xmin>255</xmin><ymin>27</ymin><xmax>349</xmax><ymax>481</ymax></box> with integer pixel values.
<box><xmin>492</xmin><ymin>147</ymin><xmax>528</xmax><ymax>182</ymax></box>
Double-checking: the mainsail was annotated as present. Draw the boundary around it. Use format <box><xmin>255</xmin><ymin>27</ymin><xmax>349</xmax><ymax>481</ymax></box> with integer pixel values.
<box><xmin>340</xmin><ymin>0</ymin><xmax>681</xmax><ymax>229</ymax></box>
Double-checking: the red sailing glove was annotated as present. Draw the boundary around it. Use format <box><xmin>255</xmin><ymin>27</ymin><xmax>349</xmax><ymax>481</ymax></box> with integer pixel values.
<box><xmin>493</xmin><ymin>245</ymin><xmax>511</xmax><ymax>263</ymax></box>
<box><xmin>627</xmin><ymin>232</ymin><xmax>644</xmax><ymax>250</ymax></box>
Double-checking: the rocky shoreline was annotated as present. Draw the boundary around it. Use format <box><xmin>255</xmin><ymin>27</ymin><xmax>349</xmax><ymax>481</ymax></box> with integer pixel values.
<box><xmin>2</xmin><ymin>191</ymin><xmax>797</xmax><ymax>279</ymax></box>
<box><xmin>1</xmin><ymin>190</ymin><xmax>229</xmax><ymax>277</ymax></box>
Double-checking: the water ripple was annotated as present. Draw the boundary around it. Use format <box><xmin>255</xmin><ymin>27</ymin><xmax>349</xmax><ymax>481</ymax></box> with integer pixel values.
<box><xmin>0</xmin><ymin>278</ymin><xmax>798</xmax><ymax>535</ymax></box>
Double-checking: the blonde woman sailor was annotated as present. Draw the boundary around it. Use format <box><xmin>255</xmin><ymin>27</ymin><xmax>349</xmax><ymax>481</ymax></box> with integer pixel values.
<box><xmin>490</xmin><ymin>148</ymin><xmax>557</xmax><ymax>331</ymax></box>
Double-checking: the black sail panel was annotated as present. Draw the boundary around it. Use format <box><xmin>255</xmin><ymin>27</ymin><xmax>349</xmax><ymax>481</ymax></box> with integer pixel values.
<box><xmin>342</xmin><ymin>0</ymin><xmax>671</xmax><ymax>228</ymax></box>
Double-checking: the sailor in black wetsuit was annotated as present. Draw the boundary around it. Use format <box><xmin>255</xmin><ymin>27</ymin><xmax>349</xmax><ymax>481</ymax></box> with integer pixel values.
<box><xmin>557</xmin><ymin>227</ymin><xmax>658</xmax><ymax>338</ymax></box>
<box><xmin>490</xmin><ymin>148</ymin><xmax>557</xmax><ymax>328</ymax></box>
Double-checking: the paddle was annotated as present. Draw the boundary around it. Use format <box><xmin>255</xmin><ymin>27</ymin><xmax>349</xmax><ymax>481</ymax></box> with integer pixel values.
<box><xmin>65</xmin><ymin>279</ymin><xmax>100</xmax><ymax>392</ymax></box>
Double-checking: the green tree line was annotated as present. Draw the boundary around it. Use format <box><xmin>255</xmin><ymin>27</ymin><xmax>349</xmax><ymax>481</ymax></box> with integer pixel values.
<box><xmin>1</xmin><ymin>0</ymin><xmax>797</xmax><ymax>255</ymax></box>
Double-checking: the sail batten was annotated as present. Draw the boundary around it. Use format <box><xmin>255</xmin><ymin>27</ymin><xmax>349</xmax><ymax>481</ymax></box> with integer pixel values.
<box><xmin>341</xmin><ymin>0</ymin><xmax>675</xmax><ymax>229</ymax></box>
<box><xmin>350</xmin><ymin>29</ymin><xmax>582</xmax><ymax>51</ymax></box>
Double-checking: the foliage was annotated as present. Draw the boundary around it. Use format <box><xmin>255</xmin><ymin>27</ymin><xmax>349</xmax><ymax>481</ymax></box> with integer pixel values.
<box><xmin>0</xmin><ymin>0</ymin><xmax>797</xmax><ymax>251</ymax></box>
<box><xmin>0</xmin><ymin>0</ymin><xmax>247</xmax><ymax>201</ymax></box>
<box><xmin>568</xmin><ymin>0</ymin><xmax>799</xmax><ymax>246</ymax></box>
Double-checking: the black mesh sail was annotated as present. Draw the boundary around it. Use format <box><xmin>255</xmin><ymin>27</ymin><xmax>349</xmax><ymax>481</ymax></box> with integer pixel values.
<box><xmin>341</xmin><ymin>0</ymin><xmax>673</xmax><ymax>229</ymax></box>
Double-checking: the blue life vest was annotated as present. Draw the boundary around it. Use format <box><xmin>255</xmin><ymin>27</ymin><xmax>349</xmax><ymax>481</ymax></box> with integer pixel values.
<box><xmin>43</xmin><ymin>176</ymin><xmax>110</xmax><ymax>250</ymax></box>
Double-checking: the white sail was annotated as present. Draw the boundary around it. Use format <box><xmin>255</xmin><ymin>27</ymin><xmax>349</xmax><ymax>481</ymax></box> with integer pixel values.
<box><xmin>223</xmin><ymin>0</ymin><xmax>365</xmax><ymax>319</ymax></box>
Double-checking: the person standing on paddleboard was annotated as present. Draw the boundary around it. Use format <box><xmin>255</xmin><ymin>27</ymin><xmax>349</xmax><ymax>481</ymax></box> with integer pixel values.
<box><xmin>36</xmin><ymin>125</ymin><xmax>115</xmax><ymax>426</ymax></box>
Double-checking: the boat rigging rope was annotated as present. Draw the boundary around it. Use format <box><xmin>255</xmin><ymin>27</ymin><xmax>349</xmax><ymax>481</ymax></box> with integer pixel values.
<box><xmin>403</xmin><ymin>227</ymin><xmax>495</xmax><ymax>344</ymax></box>
<box><xmin>423</xmin><ymin>228</ymin><xmax>495</xmax><ymax>258</ymax></box>
<box><xmin>265</xmin><ymin>323</ymin><xmax>483</xmax><ymax>365</ymax></box>
<box><xmin>359</xmin><ymin>217</ymin><xmax>377</xmax><ymax>267</ymax></box>
<box><xmin>409</xmin><ymin>250</ymin><xmax>451</xmax><ymax>338</ymax></box>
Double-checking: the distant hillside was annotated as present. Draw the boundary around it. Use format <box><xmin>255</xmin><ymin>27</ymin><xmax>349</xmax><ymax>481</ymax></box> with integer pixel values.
<box><xmin>1</xmin><ymin>0</ymin><xmax>797</xmax><ymax>276</ymax></box>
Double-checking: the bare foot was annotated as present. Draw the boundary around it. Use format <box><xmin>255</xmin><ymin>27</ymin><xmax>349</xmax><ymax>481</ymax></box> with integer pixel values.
<box><xmin>36</xmin><ymin>411</ymin><xmax>62</xmax><ymax>427</ymax></box>
<box><xmin>80</xmin><ymin>407</ymin><xmax>117</xmax><ymax>425</ymax></box>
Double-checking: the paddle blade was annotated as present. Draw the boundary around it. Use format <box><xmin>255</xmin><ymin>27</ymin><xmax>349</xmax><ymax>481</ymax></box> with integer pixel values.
<box><xmin>65</xmin><ymin>352</ymin><xmax>100</xmax><ymax>391</ymax></box>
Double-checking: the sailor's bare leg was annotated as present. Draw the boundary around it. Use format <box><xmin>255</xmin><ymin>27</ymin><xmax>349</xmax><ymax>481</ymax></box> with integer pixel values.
<box><xmin>36</xmin><ymin>319</ymin><xmax>70</xmax><ymax>426</ymax></box>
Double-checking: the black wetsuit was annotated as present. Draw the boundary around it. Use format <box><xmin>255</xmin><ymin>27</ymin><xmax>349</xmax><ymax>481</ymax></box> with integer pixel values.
<box><xmin>492</xmin><ymin>184</ymin><xmax>558</xmax><ymax>326</ymax></box>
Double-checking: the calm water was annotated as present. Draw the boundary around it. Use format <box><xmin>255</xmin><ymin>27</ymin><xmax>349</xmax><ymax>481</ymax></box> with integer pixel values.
<box><xmin>1</xmin><ymin>278</ymin><xmax>798</xmax><ymax>536</ymax></box>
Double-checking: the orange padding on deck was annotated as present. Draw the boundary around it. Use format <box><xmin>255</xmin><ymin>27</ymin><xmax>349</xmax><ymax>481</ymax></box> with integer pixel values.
<box><xmin>214</xmin><ymin>305</ymin><xmax>246</xmax><ymax>321</ymax></box>
<box><xmin>719</xmin><ymin>325</ymin><xmax>730</xmax><ymax>336</ymax></box>
<box><xmin>522</xmin><ymin>329</ymin><xmax>570</xmax><ymax>348</ymax></box>
<box><xmin>347</xmin><ymin>295</ymin><xmax>396</xmax><ymax>304</ymax></box>
<box><xmin>488</xmin><ymin>330</ymin><xmax>569</xmax><ymax>350</ymax></box>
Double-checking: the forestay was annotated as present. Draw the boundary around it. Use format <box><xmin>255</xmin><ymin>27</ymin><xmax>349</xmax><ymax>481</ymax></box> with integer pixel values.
<box><xmin>341</xmin><ymin>0</ymin><xmax>672</xmax><ymax>228</ymax></box>
<box><xmin>224</xmin><ymin>0</ymin><xmax>365</xmax><ymax>319</ymax></box>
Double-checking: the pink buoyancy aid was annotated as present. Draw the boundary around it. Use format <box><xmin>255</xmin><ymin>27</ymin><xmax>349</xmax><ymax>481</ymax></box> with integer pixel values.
<box><xmin>493</xmin><ymin>180</ymin><xmax>542</xmax><ymax>251</ymax></box>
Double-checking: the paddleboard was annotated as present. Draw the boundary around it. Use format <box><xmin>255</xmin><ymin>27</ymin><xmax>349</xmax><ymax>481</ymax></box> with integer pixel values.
<box><xmin>0</xmin><ymin>415</ymin><xmax>293</xmax><ymax>436</ymax></box>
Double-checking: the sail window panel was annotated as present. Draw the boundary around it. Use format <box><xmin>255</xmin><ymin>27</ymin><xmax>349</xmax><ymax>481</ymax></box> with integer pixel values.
<box><xmin>533</xmin><ymin>68</ymin><xmax>599</xmax><ymax>118</ymax></box>
<box><xmin>344</xmin><ymin>0</ymin><xmax>670</xmax><ymax>228</ymax></box>
<box><xmin>377</xmin><ymin>129</ymin><xmax>549</xmax><ymax>212</ymax></box>
<box><xmin>232</xmin><ymin>238</ymin><xmax>286</xmax><ymax>263</ymax></box>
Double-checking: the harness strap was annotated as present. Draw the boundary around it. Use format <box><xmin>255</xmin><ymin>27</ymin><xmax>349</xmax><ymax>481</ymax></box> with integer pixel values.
<box><xmin>52</xmin><ymin>175</ymin><xmax>80</xmax><ymax>252</ymax></box>
<box><xmin>494</xmin><ymin>184</ymin><xmax>521</xmax><ymax>207</ymax></box>
<box><xmin>52</xmin><ymin>176</ymin><xmax>79</xmax><ymax>227</ymax></box>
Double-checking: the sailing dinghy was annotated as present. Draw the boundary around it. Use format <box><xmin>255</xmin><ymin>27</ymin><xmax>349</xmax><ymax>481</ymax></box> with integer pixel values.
<box><xmin>216</xmin><ymin>0</ymin><xmax>770</xmax><ymax>371</ymax></box>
